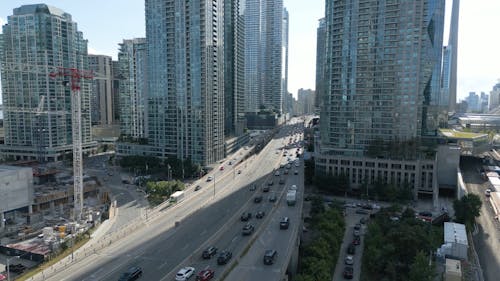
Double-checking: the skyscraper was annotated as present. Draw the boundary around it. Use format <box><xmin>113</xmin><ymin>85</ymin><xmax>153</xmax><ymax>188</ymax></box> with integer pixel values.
<box><xmin>317</xmin><ymin>0</ymin><xmax>446</xmax><ymax>197</ymax></box>
<box><xmin>447</xmin><ymin>0</ymin><xmax>460</xmax><ymax>112</ymax></box>
<box><xmin>281</xmin><ymin>8</ymin><xmax>289</xmax><ymax>114</ymax></box>
<box><xmin>244</xmin><ymin>0</ymin><xmax>285</xmax><ymax>114</ymax></box>
<box><xmin>0</xmin><ymin>4</ymin><xmax>95</xmax><ymax>161</ymax></box>
<box><xmin>224</xmin><ymin>0</ymin><xmax>246</xmax><ymax>137</ymax></box>
<box><xmin>315</xmin><ymin>18</ymin><xmax>326</xmax><ymax>112</ymax></box>
<box><xmin>117</xmin><ymin>38</ymin><xmax>148</xmax><ymax>140</ymax></box>
<box><xmin>89</xmin><ymin>55</ymin><xmax>114</xmax><ymax>126</ymax></box>
<box><xmin>144</xmin><ymin>0</ymin><xmax>225</xmax><ymax>166</ymax></box>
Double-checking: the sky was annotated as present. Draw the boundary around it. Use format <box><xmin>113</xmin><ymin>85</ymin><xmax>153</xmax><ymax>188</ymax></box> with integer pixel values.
<box><xmin>0</xmin><ymin>0</ymin><xmax>499</xmax><ymax>101</ymax></box>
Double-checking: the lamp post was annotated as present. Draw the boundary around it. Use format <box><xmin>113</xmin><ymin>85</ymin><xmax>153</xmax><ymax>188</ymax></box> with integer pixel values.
<box><xmin>6</xmin><ymin>255</ymin><xmax>20</xmax><ymax>281</ymax></box>
<box><xmin>213</xmin><ymin>175</ymin><xmax>216</xmax><ymax>199</ymax></box>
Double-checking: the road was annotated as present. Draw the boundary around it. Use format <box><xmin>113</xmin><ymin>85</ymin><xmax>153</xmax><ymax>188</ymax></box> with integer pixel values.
<box><xmin>224</xmin><ymin>129</ymin><xmax>305</xmax><ymax>280</ymax></box>
<box><xmin>461</xmin><ymin>158</ymin><xmax>500</xmax><ymax>281</ymax></box>
<box><xmin>41</xmin><ymin>120</ymin><xmax>304</xmax><ymax>281</ymax></box>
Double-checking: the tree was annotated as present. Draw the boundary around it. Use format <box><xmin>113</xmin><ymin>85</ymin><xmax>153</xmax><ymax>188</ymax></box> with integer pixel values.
<box><xmin>453</xmin><ymin>194</ymin><xmax>482</xmax><ymax>230</ymax></box>
<box><xmin>409</xmin><ymin>251</ymin><xmax>435</xmax><ymax>281</ymax></box>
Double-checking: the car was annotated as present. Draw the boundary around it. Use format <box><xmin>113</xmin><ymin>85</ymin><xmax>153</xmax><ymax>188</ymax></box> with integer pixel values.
<box><xmin>228</xmin><ymin>161</ymin><xmax>232</xmax><ymax>165</ymax></box>
<box><xmin>352</xmin><ymin>237</ymin><xmax>361</xmax><ymax>245</ymax></box>
<box><xmin>219</xmin><ymin>166</ymin><xmax>224</xmax><ymax>171</ymax></box>
<box><xmin>355</xmin><ymin>209</ymin><xmax>369</xmax><ymax>215</ymax></box>
<box><xmin>279</xmin><ymin>177</ymin><xmax>285</xmax><ymax>184</ymax></box>
<box><xmin>249</xmin><ymin>184</ymin><xmax>257</xmax><ymax>191</ymax></box>
<box><xmin>118</xmin><ymin>266</ymin><xmax>143</xmax><ymax>281</ymax></box>
<box><xmin>202</xmin><ymin>246</ymin><xmax>218</xmax><ymax>259</ymax></box>
<box><xmin>217</xmin><ymin>251</ymin><xmax>232</xmax><ymax>265</ymax></box>
<box><xmin>267</xmin><ymin>180</ymin><xmax>274</xmax><ymax>186</ymax></box>
<box><xmin>0</xmin><ymin>273</ymin><xmax>6</xmax><ymax>281</ymax></box>
<box><xmin>263</xmin><ymin>186</ymin><xmax>270</xmax><ymax>192</ymax></box>
<box><xmin>485</xmin><ymin>188</ymin><xmax>492</xmax><ymax>197</ymax></box>
<box><xmin>354</xmin><ymin>223</ymin><xmax>361</xmax><ymax>230</ymax></box>
<box><xmin>263</xmin><ymin>250</ymin><xmax>277</xmax><ymax>265</ymax></box>
<box><xmin>194</xmin><ymin>185</ymin><xmax>202</xmax><ymax>191</ymax></box>
<box><xmin>284</xmin><ymin>169</ymin><xmax>289</xmax><ymax>175</ymax></box>
<box><xmin>269</xmin><ymin>193</ymin><xmax>277</xmax><ymax>202</ymax></box>
<box><xmin>8</xmin><ymin>264</ymin><xmax>26</xmax><ymax>273</ymax></box>
<box><xmin>175</xmin><ymin>267</ymin><xmax>195</xmax><ymax>281</ymax></box>
<box><xmin>289</xmin><ymin>184</ymin><xmax>297</xmax><ymax>190</ymax></box>
<box><xmin>206</xmin><ymin>176</ymin><xmax>213</xmax><ymax>182</ymax></box>
<box><xmin>294</xmin><ymin>163</ymin><xmax>300</xmax><ymax>167</ymax></box>
<box><xmin>360</xmin><ymin>217</ymin><xmax>368</xmax><ymax>224</ymax></box>
<box><xmin>345</xmin><ymin>255</ymin><xmax>354</xmax><ymax>265</ymax></box>
<box><xmin>196</xmin><ymin>269</ymin><xmax>215</xmax><ymax>281</ymax></box>
<box><xmin>294</xmin><ymin>170</ymin><xmax>298</xmax><ymax>175</ymax></box>
<box><xmin>256</xmin><ymin>211</ymin><xmax>265</xmax><ymax>219</ymax></box>
<box><xmin>241</xmin><ymin>212</ymin><xmax>252</xmax><ymax>221</ymax></box>
<box><xmin>280</xmin><ymin>217</ymin><xmax>290</xmax><ymax>229</ymax></box>
<box><xmin>274</xmin><ymin>171</ymin><xmax>280</xmax><ymax>176</ymax></box>
<box><xmin>254</xmin><ymin>195</ymin><xmax>263</xmax><ymax>203</ymax></box>
<box><xmin>343</xmin><ymin>266</ymin><xmax>354</xmax><ymax>279</ymax></box>
<box><xmin>242</xmin><ymin>224</ymin><xmax>255</xmax><ymax>235</ymax></box>
<box><xmin>347</xmin><ymin>244</ymin><xmax>356</xmax><ymax>255</ymax></box>
<box><xmin>418</xmin><ymin>211</ymin><xmax>433</xmax><ymax>218</ymax></box>
<box><xmin>237</xmin><ymin>170</ymin><xmax>241</xmax><ymax>174</ymax></box>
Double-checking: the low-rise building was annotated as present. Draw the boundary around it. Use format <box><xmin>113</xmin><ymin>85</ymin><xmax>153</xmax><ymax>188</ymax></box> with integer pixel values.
<box><xmin>0</xmin><ymin>166</ymin><xmax>34</xmax><ymax>229</ymax></box>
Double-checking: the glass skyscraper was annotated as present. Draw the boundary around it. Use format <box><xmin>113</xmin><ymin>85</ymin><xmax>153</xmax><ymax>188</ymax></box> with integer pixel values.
<box><xmin>145</xmin><ymin>0</ymin><xmax>225</xmax><ymax>166</ymax></box>
<box><xmin>0</xmin><ymin>4</ymin><xmax>94</xmax><ymax>162</ymax></box>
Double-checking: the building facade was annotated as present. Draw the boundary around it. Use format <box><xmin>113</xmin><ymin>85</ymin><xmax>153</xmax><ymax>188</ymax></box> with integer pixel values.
<box><xmin>447</xmin><ymin>0</ymin><xmax>460</xmax><ymax>113</ymax></box>
<box><xmin>0</xmin><ymin>4</ymin><xmax>95</xmax><ymax>162</ymax></box>
<box><xmin>224</xmin><ymin>0</ymin><xmax>246</xmax><ymax>137</ymax></box>
<box><xmin>297</xmin><ymin>88</ymin><xmax>315</xmax><ymax>116</ymax></box>
<box><xmin>315</xmin><ymin>18</ymin><xmax>326</xmax><ymax>112</ymax></box>
<box><xmin>489</xmin><ymin>81</ymin><xmax>500</xmax><ymax>111</ymax></box>
<box><xmin>117</xmin><ymin>38</ymin><xmax>148</xmax><ymax>140</ymax></box>
<box><xmin>141</xmin><ymin>0</ymin><xmax>225</xmax><ymax>166</ymax></box>
<box><xmin>244</xmin><ymin>0</ymin><xmax>286</xmax><ymax>114</ymax></box>
<box><xmin>316</xmin><ymin>0</ymin><xmax>446</xmax><ymax>199</ymax></box>
<box><xmin>89</xmin><ymin>55</ymin><xmax>114</xmax><ymax>126</ymax></box>
<box><xmin>281</xmin><ymin>8</ymin><xmax>289</xmax><ymax>115</ymax></box>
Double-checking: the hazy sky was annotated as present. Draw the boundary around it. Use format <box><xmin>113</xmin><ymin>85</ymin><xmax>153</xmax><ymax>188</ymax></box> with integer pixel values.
<box><xmin>0</xmin><ymin>0</ymin><xmax>498</xmax><ymax>101</ymax></box>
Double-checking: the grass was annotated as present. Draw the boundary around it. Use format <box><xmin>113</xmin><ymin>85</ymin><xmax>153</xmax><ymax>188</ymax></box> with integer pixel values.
<box><xmin>16</xmin><ymin>235</ymin><xmax>90</xmax><ymax>281</ymax></box>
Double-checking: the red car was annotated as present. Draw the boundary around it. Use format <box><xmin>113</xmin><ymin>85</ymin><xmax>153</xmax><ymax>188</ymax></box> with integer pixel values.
<box><xmin>219</xmin><ymin>166</ymin><xmax>224</xmax><ymax>171</ymax></box>
<box><xmin>196</xmin><ymin>269</ymin><xmax>215</xmax><ymax>281</ymax></box>
<box><xmin>0</xmin><ymin>274</ymin><xmax>6</xmax><ymax>281</ymax></box>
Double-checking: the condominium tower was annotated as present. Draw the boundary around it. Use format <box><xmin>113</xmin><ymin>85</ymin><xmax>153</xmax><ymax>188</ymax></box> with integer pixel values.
<box><xmin>315</xmin><ymin>18</ymin><xmax>326</xmax><ymax>111</ymax></box>
<box><xmin>144</xmin><ymin>0</ymin><xmax>225</xmax><ymax>166</ymax></box>
<box><xmin>317</xmin><ymin>0</ymin><xmax>446</xmax><ymax>198</ymax></box>
<box><xmin>88</xmin><ymin>55</ymin><xmax>114</xmax><ymax>126</ymax></box>
<box><xmin>0</xmin><ymin>4</ymin><xmax>94</xmax><ymax>161</ymax></box>
<box><xmin>117</xmin><ymin>38</ymin><xmax>148</xmax><ymax>140</ymax></box>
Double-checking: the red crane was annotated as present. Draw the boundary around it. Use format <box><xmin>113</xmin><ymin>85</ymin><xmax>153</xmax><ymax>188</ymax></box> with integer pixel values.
<box><xmin>49</xmin><ymin>67</ymin><xmax>93</xmax><ymax>220</ymax></box>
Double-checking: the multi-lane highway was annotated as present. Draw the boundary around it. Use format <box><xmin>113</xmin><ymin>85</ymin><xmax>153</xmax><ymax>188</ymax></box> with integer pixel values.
<box><xmin>41</xmin><ymin>119</ymin><xmax>305</xmax><ymax>281</ymax></box>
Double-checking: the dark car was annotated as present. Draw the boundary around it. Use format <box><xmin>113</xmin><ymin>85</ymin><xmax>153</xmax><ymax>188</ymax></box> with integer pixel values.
<box><xmin>354</xmin><ymin>223</ymin><xmax>361</xmax><ymax>230</ymax></box>
<box><xmin>347</xmin><ymin>244</ymin><xmax>356</xmax><ymax>255</ymax></box>
<box><xmin>249</xmin><ymin>184</ymin><xmax>257</xmax><ymax>191</ymax></box>
<box><xmin>279</xmin><ymin>177</ymin><xmax>285</xmax><ymax>184</ymax></box>
<box><xmin>360</xmin><ymin>217</ymin><xmax>367</xmax><ymax>224</ymax></box>
<box><xmin>263</xmin><ymin>250</ymin><xmax>277</xmax><ymax>265</ymax></box>
<box><xmin>254</xmin><ymin>195</ymin><xmax>263</xmax><ymax>203</ymax></box>
<box><xmin>267</xmin><ymin>180</ymin><xmax>274</xmax><ymax>186</ymax></box>
<box><xmin>269</xmin><ymin>193</ymin><xmax>277</xmax><ymax>202</ymax></box>
<box><xmin>241</xmin><ymin>212</ymin><xmax>252</xmax><ymax>221</ymax></box>
<box><xmin>262</xmin><ymin>186</ymin><xmax>270</xmax><ymax>192</ymax></box>
<box><xmin>279</xmin><ymin>217</ymin><xmax>290</xmax><ymax>229</ymax></box>
<box><xmin>194</xmin><ymin>185</ymin><xmax>202</xmax><ymax>191</ymax></box>
<box><xmin>202</xmin><ymin>246</ymin><xmax>218</xmax><ymax>259</ymax></box>
<box><xmin>256</xmin><ymin>211</ymin><xmax>265</xmax><ymax>219</ymax></box>
<box><xmin>242</xmin><ymin>224</ymin><xmax>255</xmax><ymax>235</ymax></box>
<box><xmin>8</xmin><ymin>264</ymin><xmax>26</xmax><ymax>274</ymax></box>
<box><xmin>343</xmin><ymin>266</ymin><xmax>354</xmax><ymax>279</ymax></box>
<box><xmin>118</xmin><ymin>266</ymin><xmax>143</xmax><ymax>281</ymax></box>
<box><xmin>196</xmin><ymin>269</ymin><xmax>215</xmax><ymax>281</ymax></box>
<box><xmin>217</xmin><ymin>251</ymin><xmax>232</xmax><ymax>265</ymax></box>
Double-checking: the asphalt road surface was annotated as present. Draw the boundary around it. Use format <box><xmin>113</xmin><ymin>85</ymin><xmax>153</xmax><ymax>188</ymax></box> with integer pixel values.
<box><xmin>43</xmin><ymin>120</ymin><xmax>304</xmax><ymax>281</ymax></box>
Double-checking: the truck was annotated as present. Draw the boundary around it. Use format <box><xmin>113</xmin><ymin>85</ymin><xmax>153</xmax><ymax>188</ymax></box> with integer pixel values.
<box><xmin>286</xmin><ymin>190</ymin><xmax>297</xmax><ymax>206</ymax></box>
<box><xmin>170</xmin><ymin>191</ymin><xmax>185</xmax><ymax>203</ymax></box>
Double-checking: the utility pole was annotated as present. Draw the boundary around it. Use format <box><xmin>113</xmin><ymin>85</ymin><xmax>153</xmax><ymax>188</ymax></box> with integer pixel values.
<box><xmin>49</xmin><ymin>67</ymin><xmax>93</xmax><ymax>221</ymax></box>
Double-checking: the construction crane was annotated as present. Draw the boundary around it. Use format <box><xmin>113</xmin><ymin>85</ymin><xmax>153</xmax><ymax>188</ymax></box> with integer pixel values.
<box><xmin>49</xmin><ymin>67</ymin><xmax>93</xmax><ymax>221</ymax></box>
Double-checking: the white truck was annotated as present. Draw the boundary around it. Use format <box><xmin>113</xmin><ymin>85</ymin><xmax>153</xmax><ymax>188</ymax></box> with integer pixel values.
<box><xmin>286</xmin><ymin>190</ymin><xmax>297</xmax><ymax>206</ymax></box>
<box><xmin>170</xmin><ymin>191</ymin><xmax>185</xmax><ymax>203</ymax></box>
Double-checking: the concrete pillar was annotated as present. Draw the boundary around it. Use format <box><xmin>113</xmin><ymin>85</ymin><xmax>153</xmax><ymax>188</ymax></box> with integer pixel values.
<box><xmin>50</xmin><ymin>201</ymin><xmax>55</xmax><ymax>214</ymax></box>
<box><xmin>1</xmin><ymin>212</ymin><xmax>5</xmax><ymax>229</ymax></box>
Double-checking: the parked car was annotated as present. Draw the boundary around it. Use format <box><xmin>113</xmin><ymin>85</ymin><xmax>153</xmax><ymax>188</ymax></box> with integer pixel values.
<box><xmin>347</xmin><ymin>244</ymin><xmax>356</xmax><ymax>255</ymax></box>
<box><xmin>345</xmin><ymin>255</ymin><xmax>354</xmax><ymax>265</ymax></box>
<box><xmin>249</xmin><ymin>184</ymin><xmax>257</xmax><ymax>191</ymax></box>
<box><xmin>175</xmin><ymin>267</ymin><xmax>195</xmax><ymax>281</ymax></box>
<box><xmin>196</xmin><ymin>269</ymin><xmax>215</xmax><ymax>281</ymax></box>
<box><xmin>217</xmin><ymin>251</ymin><xmax>232</xmax><ymax>265</ymax></box>
<box><xmin>360</xmin><ymin>217</ymin><xmax>368</xmax><ymax>224</ymax></box>
<box><xmin>354</xmin><ymin>223</ymin><xmax>361</xmax><ymax>230</ymax></box>
<box><xmin>118</xmin><ymin>266</ymin><xmax>143</xmax><ymax>281</ymax></box>
<box><xmin>355</xmin><ymin>209</ymin><xmax>369</xmax><ymax>215</ymax></box>
<box><xmin>269</xmin><ymin>193</ymin><xmax>277</xmax><ymax>202</ymax></box>
<box><xmin>262</xmin><ymin>186</ymin><xmax>270</xmax><ymax>192</ymax></box>
<box><xmin>343</xmin><ymin>266</ymin><xmax>354</xmax><ymax>279</ymax></box>
<box><xmin>352</xmin><ymin>237</ymin><xmax>361</xmax><ymax>245</ymax></box>
<box><xmin>202</xmin><ymin>246</ymin><xmax>218</xmax><ymax>259</ymax></box>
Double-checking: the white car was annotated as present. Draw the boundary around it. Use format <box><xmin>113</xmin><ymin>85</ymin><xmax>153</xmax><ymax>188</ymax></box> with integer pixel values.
<box><xmin>345</xmin><ymin>255</ymin><xmax>354</xmax><ymax>265</ymax></box>
<box><xmin>175</xmin><ymin>267</ymin><xmax>195</xmax><ymax>281</ymax></box>
<box><xmin>207</xmin><ymin>176</ymin><xmax>213</xmax><ymax>182</ymax></box>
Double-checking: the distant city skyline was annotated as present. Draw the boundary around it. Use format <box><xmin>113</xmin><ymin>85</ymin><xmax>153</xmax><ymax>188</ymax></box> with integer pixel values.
<box><xmin>0</xmin><ymin>0</ymin><xmax>499</xmax><ymax>101</ymax></box>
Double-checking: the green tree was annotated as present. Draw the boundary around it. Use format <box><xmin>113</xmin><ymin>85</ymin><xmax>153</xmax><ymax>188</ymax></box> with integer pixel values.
<box><xmin>453</xmin><ymin>194</ymin><xmax>482</xmax><ymax>230</ymax></box>
<box><xmin>409</xmin><ymin>251</ymin><xmax>435</xmax><ymax>281</ymax></box>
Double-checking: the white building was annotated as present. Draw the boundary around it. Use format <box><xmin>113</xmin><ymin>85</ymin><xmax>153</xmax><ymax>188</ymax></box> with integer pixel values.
<box><xmin>0</xmin><ymin>165</ymin><xmax>33</xmax><ymax>229</ymax></box>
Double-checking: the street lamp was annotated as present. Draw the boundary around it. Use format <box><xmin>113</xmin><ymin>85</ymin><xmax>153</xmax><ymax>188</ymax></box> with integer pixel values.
<box><xmin>6</xmin><ymin>255</ymin><xmax>20</xmax><ymax>281</ymax></box>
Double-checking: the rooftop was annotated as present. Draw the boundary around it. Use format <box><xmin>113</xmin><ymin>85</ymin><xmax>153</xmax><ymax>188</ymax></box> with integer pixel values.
<box><xmin>439</xmin><ymin>129</ymin><xmax>487</xmax><ymax>140</ymax></box>
<box><xmin>444</xmin><ymin>222</ymin><xmax>468</xmax><ymax>246</ymax></box>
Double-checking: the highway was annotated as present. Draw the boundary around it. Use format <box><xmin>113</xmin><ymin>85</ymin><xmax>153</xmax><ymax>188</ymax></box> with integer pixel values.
<box><xmin>41</xmin><ymin>119</ymin><xmax>304</xmax><ymax>281</ymax></box>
